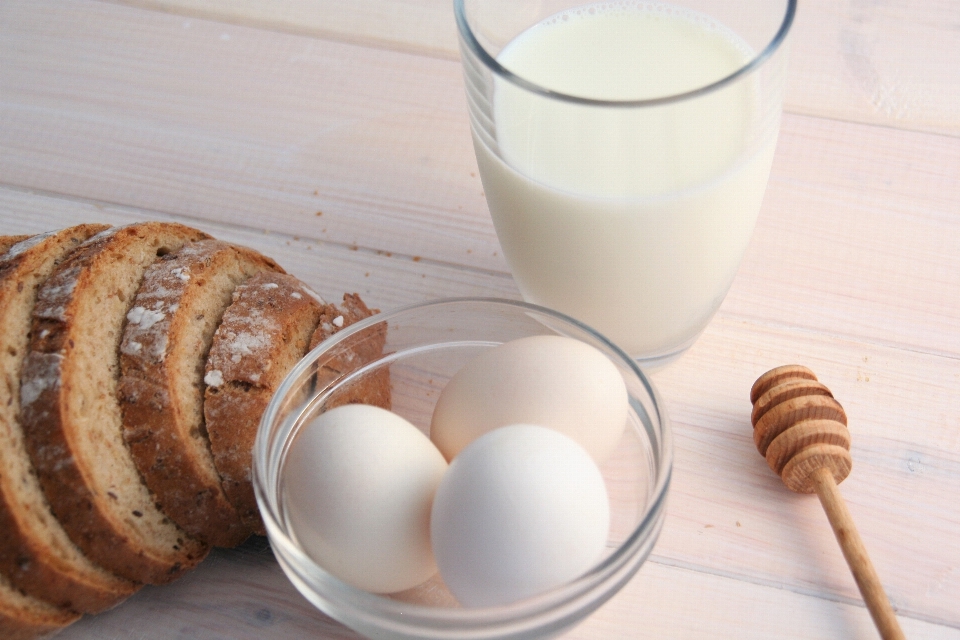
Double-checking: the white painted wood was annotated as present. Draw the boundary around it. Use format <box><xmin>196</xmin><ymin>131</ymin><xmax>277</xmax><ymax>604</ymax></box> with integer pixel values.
<box><xmin>108</xmin><ymin>0</ymin><xmax>960</xmax><ymax>136</ymax></box>
<box><xmin>574</xmin><ymin>560</ymin><xmax>959</xmax><ymax>640</ymax></box>
<box><xmin>1</xmin><ymin>0</ymin><xmax>958</xmax><ymax>636</ymax></box>
<box><xmin>785</xmin><ymin>0</ymin><xmax>960</xmax><ymax>136</ymax></box>
<box><xmin>0</xmin><ymin>2</ymin><xmax>492</xmax><ymax>267</ymax></box>
<box><xmin>54</xmin><ymin>539</ymin><xmax>960</xmax><ymax>639</ymax></box>
<box><xmin>725</xmin><ymin>113</ymin><xmax>960</xmax><ymax>358</ymax></box>
<box><xmin>0</xmin><ymin>0</ymin><xmax>496</xmax><ymax>270</ymax></box>
<box><xmin>0</xmin><ymin>187</ymin><xmax>519</xmax><ymax>311</ymax></box>
<box><xmin>107</xmin><ymin>0</ymin><xmax>461</xmax><ymax>59</ymax></box>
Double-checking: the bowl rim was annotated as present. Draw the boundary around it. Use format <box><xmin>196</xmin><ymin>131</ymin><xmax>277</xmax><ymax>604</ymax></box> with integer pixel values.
<box><xmin>253</xmin><ymin>297</ymin><xmax>673</xmax><ymax>635</ymax></box>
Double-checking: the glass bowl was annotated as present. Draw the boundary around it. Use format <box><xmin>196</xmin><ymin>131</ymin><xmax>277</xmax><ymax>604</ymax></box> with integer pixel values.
<box><xmin>253</xmin><ymin>298</ymin><xmax>672</xmax><ymax>640</ymax></box>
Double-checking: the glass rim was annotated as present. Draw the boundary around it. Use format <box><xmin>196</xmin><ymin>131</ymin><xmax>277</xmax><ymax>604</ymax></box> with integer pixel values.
<box><xmin>252</xmin><ymin>297</ymin><xmax>674</xmax><ymax>634</ymax></box>
<box><xmin>454</xmin><ymin>0</ymin><xmax>797</xmax><ymax>107</ymax></box>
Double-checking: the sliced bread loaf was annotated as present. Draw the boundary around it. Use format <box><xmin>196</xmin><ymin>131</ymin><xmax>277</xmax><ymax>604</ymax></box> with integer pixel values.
<box><xmin>117</xmin><ymin>240</ymin><xmax>282</xmax><ymax>548</ymax></box>
<box><xmin>0</xmin><ymin>227</ymin><xmax>139</xmax><ymax>613</ymax></box>
<box><xmin>203</xmin><ymin>272</ymin><xmax>326</xmax><ymax>535</ymax></box>
<box><xmin>20</xmin><ymin>222</ymin><xmax>210</xmax><ymax>585</ymax></box>
<box><xmin>0</xmin><ymin>572</ymin><xmax>78</xmax><ymax>640</ymax></box>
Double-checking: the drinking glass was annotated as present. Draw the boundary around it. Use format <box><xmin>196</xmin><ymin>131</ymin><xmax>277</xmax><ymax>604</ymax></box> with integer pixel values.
<box><xmin>456</xmin><ymin>0</ymin><xmax>795</xmax><ymax>366</ymax></box>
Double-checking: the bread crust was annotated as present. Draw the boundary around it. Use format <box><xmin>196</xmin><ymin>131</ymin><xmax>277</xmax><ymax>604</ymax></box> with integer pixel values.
<box><xmin>0</xmin><ymin>234</ymin><xmax>83</xmax><ymax>639</ymax></box>
<box><xmin>0</xmin><ymin>572</ymin><xmax>79</xmax><ymax>640</ymax></box>
<box><xmin>205</xmin><ymin>279</ymin><xmax>391</xmax><ymax>535</ymax></box>
<box><xmin>118</xmin><ymin>240</ymin><xmax>282</xmax><ymax>547</ymax></box>
<box><xmin>0</xmin><ymin>235</ymin><xmax>31</xmax><ymax>254</ymax></box>
<box><xmin>0</xmin><ymin>227</ymin><xmax>139</xmax><ymax>614</ymax></box>
<box><xmin>204</xmin><ymin>272</ymin><xmax>326</xmax><ymax>534</ymax></box>
<box><xmin>310</xmin><ymin>293</ymin><xmax>391</xmax><ymax>411</ymax></box>
<box><xmin>20</xmin><ymin>223</ymin><xmax>210</xmax><ymax>585</ymax></box>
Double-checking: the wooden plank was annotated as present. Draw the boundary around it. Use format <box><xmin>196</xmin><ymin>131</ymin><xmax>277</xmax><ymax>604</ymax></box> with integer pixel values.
<box><xmin>1</xmin><ymin>1</ymin><xmax>958</xmax><ymax>358</ymax></box>
<box><xmin>105</xmin><ymin>0</ymin><xmax>460</xmax><ymax>59</ymax></box>
<box><xmin>59</xmin><ymin>538</ymin><xmax>366</xmax><ymax>640</ymax></box>
<box><xmin>0</xmin><ymin>187</ymin><xmax>518</xmax><ymax>312</ymax></box>
<box><xmin>108</xmin><ymin>0</ymin><xmax>960</xmax><ymax>136</ymax></box>
<box><xmin>723</xmin><ymin>113</ymin><xmax>960</xmax><ymax>358</ymax></box>
<box><xmin>1</xmin><ymin>186</ymin><xmax>957</xmax><ymax>630</ymax></box>
<box><xmin>785</xmin><ymin>0</ymin><xmax>960</xmax><ymax>137</ymax></box>
<box><xmin>574</xmin><ymin>560</ymin><xmax>959</xmax><ymax>640</ymax></box>
<box><xmin>0</xmin><ymin>0</ymin><xmax>497</xmax><ymax>271</ymax></box>
<box><xmin>55</xmin><ymin>539</ymin><xmax>960</xmax><ymax>639</ymax></box>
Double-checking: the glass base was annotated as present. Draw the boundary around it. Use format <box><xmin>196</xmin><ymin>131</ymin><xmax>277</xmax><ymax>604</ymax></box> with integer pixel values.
<box><xmin>634</xmin><ymin>349</ymin><xmax>687</xmax><ymax>371</ymax></box>
<box><xmin>631</xmin><ymin>326</ymin><xmax>706</xmax><ymax>371</ymax></box>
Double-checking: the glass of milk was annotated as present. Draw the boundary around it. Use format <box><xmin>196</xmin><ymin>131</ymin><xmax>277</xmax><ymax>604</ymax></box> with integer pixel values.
<box><xmin>455</xmin><ymin>0</ymin><xmax>795</xmax><ymax>366</ymax></box>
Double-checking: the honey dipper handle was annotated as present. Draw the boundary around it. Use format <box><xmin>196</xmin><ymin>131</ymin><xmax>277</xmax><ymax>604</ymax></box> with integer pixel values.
<box><xmin>811</xmin><ymin>467</ymin><xmax>906</xmax><ymax>640</ymax></box>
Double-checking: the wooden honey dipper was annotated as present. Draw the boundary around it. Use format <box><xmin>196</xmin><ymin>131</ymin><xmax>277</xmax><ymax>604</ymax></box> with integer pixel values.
<box><xmin>750</xmin><ymin>365</ymin><xmax>905</xmax><ymax>640</ymax></box>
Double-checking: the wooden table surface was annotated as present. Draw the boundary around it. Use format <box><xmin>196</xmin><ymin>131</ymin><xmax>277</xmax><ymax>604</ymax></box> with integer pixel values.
<box><xmin>1</xmin><ymin>1</ymin><xmax>958</xmax><ymax>638</ymax></box>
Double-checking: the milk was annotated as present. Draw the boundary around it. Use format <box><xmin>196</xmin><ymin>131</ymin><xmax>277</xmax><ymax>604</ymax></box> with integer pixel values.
<box><xmin>473</xmin><ymin>3</ymin><xmax>779</xmax><ymax>358</ymax></box>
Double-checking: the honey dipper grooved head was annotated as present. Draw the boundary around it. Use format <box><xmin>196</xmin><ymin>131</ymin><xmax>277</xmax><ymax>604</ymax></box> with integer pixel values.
<box><xmin>750</xmin><ymin>364</ymin><xmax>817</xmax><ymax>404</ymax></box>
<box><xmin>751</xmin><ymin>379</ymin><xmax>833</xmax><ymax>427</ymax></box>
<box><xmin>750</xmin><ymin>366</ymin><xmax>853</xmax><ymax>493</ymax></box>
<box><xmin>765</xmin><ymin>419</ymin><xmax>851</xmax><ymax>476</ymax></box>
<box><xmin>753</xmin><ymin>394</ymin><xmax>847</xmax><ymax>456</ymax></box>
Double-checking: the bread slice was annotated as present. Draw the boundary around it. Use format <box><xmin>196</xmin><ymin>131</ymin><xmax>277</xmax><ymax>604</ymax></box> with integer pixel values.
<box><xmin>0</xmin><ymin>234</ymin><xmax>83</xmax><ymax>640</ymax></box>
<box><xmin>117</xmin><ymin>240</ymin><xmax>282</xmax><ymax>548</ymax></box>
<box><xmin>310</xmin><ymin>293</ymin><xmax>391</xmax><ymax>411</ymax></box>
<box><xmin>204</xmin><ymin>272</ymin><xmax>327</xmax><ymax>535</ymax></box>
<box><xmin>0</xmin><ymin>228</ymin><xmax>139</xmax><ymax>615</ymax></box>
<box><xmin>20</xmin><ymin>223</ymin><xmax>210</xmax><ymax>585</ymax></box>
<box><xmin>0</xmin><ymin>572</ymin><xmax>78</xmax><ymax>640</ymax></box>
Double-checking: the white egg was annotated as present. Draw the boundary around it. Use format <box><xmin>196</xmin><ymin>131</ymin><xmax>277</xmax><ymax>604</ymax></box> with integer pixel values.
<box><xmin>430</xmin><ymin>424</ymin><xmax>610</xmax><ymax>608</ymax></box>
<box><xmin>282</xmin><ymin>404</ymin><xmax>448</xmax><ymax>594</ymax></box>
<box><xmin>430</xmin><ymin>335</ymin><xmax>628</xmax><ymax>463</ymax></box>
